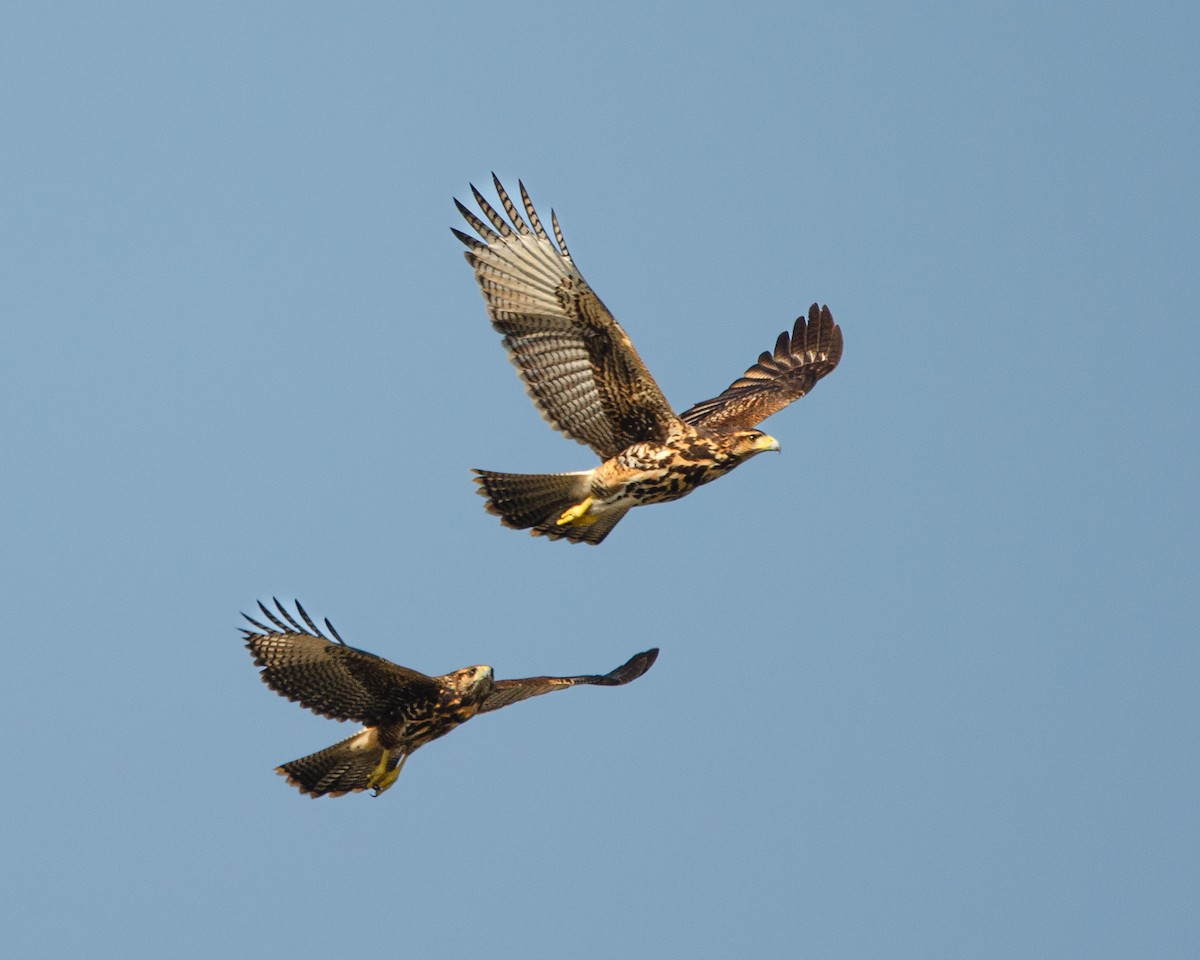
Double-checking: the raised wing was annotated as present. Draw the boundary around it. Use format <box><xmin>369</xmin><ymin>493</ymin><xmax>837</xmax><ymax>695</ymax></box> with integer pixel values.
<box><xmin>679</xmin><ymin>303</ymin><xmax>842</xmax><ymax>430</ymax></box>
<box><xmin>454</xmin><ymin>177</ymin><xmax>679</xmax><ymax>458</ymax></box>
<box><xmin>477</xmin><ymin>647</ymin><xmax>659</xmax><ymax>714</ymax></box>
<box><xmin>242</xmin><ymin>599</ymin><xmax>443</xmax><ymax>726</ymax></box>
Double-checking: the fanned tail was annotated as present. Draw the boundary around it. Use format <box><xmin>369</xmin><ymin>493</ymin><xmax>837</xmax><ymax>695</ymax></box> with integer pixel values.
<box><xmin>277</xmin><ymin>728</ymin><xmax>398</xmax><ymax>798</ymax></box>
<box><xmin>472</xmin><ymin>469</ymin><xmax>628</xmax><ymax>545</ymax></box>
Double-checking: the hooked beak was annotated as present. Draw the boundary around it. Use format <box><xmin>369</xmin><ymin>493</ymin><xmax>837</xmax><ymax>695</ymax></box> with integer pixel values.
<box><xmin>754</xmin><ymin>434</ymin><xmax>781</xmax><ymax>453</ymax></box>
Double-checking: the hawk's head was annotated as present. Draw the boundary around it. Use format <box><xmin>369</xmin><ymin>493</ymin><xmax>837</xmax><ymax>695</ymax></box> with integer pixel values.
<box><xmin>725</xmin><ymin>429</ymin><xmax>781</xmax><ymax>459</ymax></box>
<box><xmin>444</xmin><ymin>665</ymin><xmax>495</xmax><ymax>702</ymax></box>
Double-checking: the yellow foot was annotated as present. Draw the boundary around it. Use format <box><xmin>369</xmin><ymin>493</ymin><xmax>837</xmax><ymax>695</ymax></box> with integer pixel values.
<box><xmin>556</xmin><ymin>497</ymin><xmax>600</xmax><ymax>527</ymax></box>
<box><xmin>368</xmin><ymin>752</ymin><xmax>407</xmax><ymax>797</ymax></box>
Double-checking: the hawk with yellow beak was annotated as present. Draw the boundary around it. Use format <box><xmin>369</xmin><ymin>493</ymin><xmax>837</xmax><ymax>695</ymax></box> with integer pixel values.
<box><xmin>454</xmin><ymin>177</ymin><xmax>843</xmax><ymax>544</ymax></box>
<box><xmin>244</xmin><ymin>600</ymin><xmax>658</xmax><ymax>797</ymax></box>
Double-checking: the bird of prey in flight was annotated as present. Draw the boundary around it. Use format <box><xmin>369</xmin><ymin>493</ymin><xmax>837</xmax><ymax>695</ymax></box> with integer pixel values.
<box><xmin>454</xmin><ymin>177</ymin><xmax>843</xmax><ymax>544</ymax></box>
<box><xmin>242</xmin><ymin>599</ymin><xmax>658</xmax><ymax>797</ymax></box>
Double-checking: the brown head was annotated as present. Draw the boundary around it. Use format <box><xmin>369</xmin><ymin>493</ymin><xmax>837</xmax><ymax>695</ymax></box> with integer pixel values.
<box><xmin>442</xmin><ymin>665</ymin><xmax>495</xmax><ymax>709</ymax></box>
<box><xmin>724</xmin><ymin>429</ymin><xmax>781</xmax><ymax>460</ymax></box>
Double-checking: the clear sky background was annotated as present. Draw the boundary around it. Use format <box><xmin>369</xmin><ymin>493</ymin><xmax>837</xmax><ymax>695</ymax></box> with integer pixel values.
<box><xmin>3</xmin><ymin>2</ymin><xmax>1196</xmax><ymax>958</ymax></box>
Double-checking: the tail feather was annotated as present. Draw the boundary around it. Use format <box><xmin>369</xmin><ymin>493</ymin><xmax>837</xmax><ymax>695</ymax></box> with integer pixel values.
<box><xmin>473</xmin><ymin>469</ymin><xmax>627</xmax><ymax>544</ymax></box>
<box><xmin>277</xmin><ymin>727</ymin><xmax>393</xmax><ymax>798</ymax></box>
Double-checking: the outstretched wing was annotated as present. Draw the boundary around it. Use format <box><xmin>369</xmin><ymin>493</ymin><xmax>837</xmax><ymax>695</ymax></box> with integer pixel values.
<box><xmin>477</xmin><ymin>648</ymin><xmax>659</xmax><ymax>714</ymax></box>
<box><xmin>454</xmin><ymin>177</ymin><xmax>679</xmax><ymax>458</ymax></box>
<box><xmin>242</xmin><ymin>599</ymin><xmax>443</xmax><ymax>726</ymax></box>
<box><xmin>679</xmin><ymin>303</ymin><xmax>843</xmax><ymax>430</ymax></box>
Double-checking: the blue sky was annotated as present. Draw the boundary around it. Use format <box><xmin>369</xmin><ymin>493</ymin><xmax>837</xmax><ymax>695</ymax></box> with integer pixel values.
<box><xmin>3</xmin><ymin>2</ymin><xmax>1197</xmax><ymax>958</ymax></box>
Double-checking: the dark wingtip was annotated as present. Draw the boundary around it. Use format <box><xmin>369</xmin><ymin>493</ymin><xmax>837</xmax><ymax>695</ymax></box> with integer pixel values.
<box><xmin>450</xmin><ymin>226</ymin><xmax>482</xmax><ymax>248</ymax></box>
<box><xmin>611</xmin><ymin>647</ymin><xmax>659</xmax><ymax>684</ymax></box>
<box><xmin>452</xmin><ymin>197</ymin><xmax>476</xmax><ymax>220</ymax></box>
<box><xmin>325</xmin><ymin>617</ymin><xmax>346</xmax><ymax>645</ymax></box>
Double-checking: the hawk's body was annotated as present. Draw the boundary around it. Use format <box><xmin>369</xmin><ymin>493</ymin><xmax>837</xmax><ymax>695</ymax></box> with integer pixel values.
<box><xmin>243</xmin><ymin>600</ymin><xmax>658</xmax><ymax>797</ymax></box>
<box><xmin>454</xmin><ymin>177</ymin><xmax>844</xmax><ymax>544</ymax></box>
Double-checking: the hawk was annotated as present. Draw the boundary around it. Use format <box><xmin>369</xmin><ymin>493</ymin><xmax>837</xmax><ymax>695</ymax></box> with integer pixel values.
<box><xmin>242</xmin><ymin>599</ymin><xmax>658</xmax><ymax>798</ymax></box>
<box><xmin>454</xmin><ymin>177</ymin><xmax>843</xmax><ymax>544</ymax></box>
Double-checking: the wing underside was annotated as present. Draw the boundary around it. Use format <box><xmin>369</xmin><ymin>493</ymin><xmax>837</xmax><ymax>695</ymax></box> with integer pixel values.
<box><xmin>455</xmin><ymin>177</ymin><xmax>679</xmax><ymax>457</ymax></box>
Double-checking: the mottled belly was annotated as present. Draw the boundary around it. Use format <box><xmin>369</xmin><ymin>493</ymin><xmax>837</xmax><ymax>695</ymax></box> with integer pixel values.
<box><xmin>618</xmin><ymin>461</ymin><xmax>732</xmax><ymax>506</ymax></box>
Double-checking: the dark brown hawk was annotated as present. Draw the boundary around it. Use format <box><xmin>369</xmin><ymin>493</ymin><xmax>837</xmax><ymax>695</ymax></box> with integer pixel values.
<box><xmin>454</xmin><ymin>177</ymin><xmax>844</xmax><ymax>544</ymax></box>
<box><xmin>242</xmin><ymin>599</ymin><xmax>658</xmax><ymax>798</ymax></box>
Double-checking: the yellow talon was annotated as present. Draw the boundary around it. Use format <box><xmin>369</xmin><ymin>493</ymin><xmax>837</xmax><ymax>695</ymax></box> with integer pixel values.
<box><xmin>556</xmin><ymin>497</ymin><xmax>598</xmax><ymax>527</ymax></box>
<box><xmin>368</xmin><ymin>752</ymin><xmax>408</xmax><ymax>796</ymax></box>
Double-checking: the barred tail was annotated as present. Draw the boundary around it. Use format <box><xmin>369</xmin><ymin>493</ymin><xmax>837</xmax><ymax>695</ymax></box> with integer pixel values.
<box><xmin>472</xmin><ymin>469</ymin><xmax>628</xmax><ymax>545</ymax></box>
<box><xmin>276</xmin><ymin>727</ymin><xmax>393</xmax><ymax>798</ymax></box>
